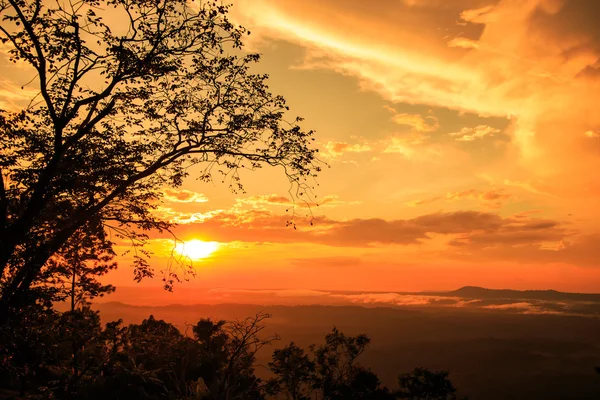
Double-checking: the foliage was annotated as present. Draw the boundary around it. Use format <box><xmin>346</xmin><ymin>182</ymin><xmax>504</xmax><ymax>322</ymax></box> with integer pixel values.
<box><xmin>0</xmin><ymin>302</ymin><xmax>60</xmax><ymax>396</ymax></box>
<box><xmin>265</xmin><ymin>342</ymin><xmax>316</xmax><ymax>400</ymax></box>
<box><xmin>0</xmin><ymin>0</ymin><xmax>320</xmax><ymax>321</ymax></box>
<box><xmin>310</xmin><ymin>327</ymin><xmax>373</xmax><ymax>398</ymax></box>
<box><xmin>396</xmin><ymin>368</ymin><xmax>458</xmax><ymax>400</ymax></box>
<box><xmin>45</xmin><ymin>225</ymin><xmax>117</xmax><ymax>307</ymax></box>
<box><xmin>1</xmin><ymin>306</ymin><xmax>469</xmax><ymax>400</ymax></box>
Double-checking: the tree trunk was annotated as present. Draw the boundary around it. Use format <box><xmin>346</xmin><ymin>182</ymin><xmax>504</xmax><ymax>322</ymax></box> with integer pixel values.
<box><xmin>70</xmin><ymin>259</ymin><xmax>79</xmax><ymax>393</ymax></box>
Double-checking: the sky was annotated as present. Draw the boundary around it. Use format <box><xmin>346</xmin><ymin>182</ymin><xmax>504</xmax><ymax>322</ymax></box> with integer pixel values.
<box><xmin>5</xmin><ymin>0</ymin><xmax>600</xmax><ymax>294</ymax></box>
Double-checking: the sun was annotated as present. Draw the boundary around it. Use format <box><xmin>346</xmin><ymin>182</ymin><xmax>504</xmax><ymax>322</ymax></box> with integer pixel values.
<box><xmin>175</xmin><ymin>239</ymin><xmax>219</xmax><ymax>260</ymax></box>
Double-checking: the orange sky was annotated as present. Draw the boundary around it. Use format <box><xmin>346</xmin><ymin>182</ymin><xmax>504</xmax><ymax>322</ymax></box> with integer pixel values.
<box><xmin>5</xmin><ymin>0</ymin><xmax>600</xmax><ymax>294</ymax></box>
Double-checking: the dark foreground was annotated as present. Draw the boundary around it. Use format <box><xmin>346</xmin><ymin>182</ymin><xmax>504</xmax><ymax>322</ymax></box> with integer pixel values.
<box><xmin>94</xmin><ymin>301</ymin><xmax>600</xmax><ymax>400</ymax></box>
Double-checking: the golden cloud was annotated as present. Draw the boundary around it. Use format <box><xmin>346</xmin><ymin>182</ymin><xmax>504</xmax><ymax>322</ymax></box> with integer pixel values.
<box><xmin>504</xmin><ymin>179</ymin><xmax>555</xmax><ymax>197</ymax></box>
<box><xmin>232</xmin><ymin>0</ymin><xmax>600</xmax><ymax>195</ymax></box>
<box><xmin>390</xmin><ymin>112</ymin><xmax>439</xmax><ymax>132</ymax></box>
<box><xmin>162</xmin><ymin>208</ymin><xmax>572</xmax><ymax>257</ymax></box>
<box><xmin>444</xmin><ymin>188</ymin><xmax>513</xmax><ymax>208</ymax></box>
<box><xmin>163</xmin><ymin>188</ymin><xmax>208</xmax><ymax>203</ymax></box>
<box><xmin>404</xmin><ymin>196</ymin><xmax>443</xmax><ymax>207</ymax></box>
<box><xmin>322</xmin><ymin>141</ymin><xmax>372</xmax><ymax>160</ymax></box>
<box><xmin>236</xmin><ymin>194</ymin><xmax>360</xmax><ymax>209</ymax></box>
<box><xmin>449</xmin><ymin>125</ymin><xmax>500</xmax><ymax>141</ymax></box>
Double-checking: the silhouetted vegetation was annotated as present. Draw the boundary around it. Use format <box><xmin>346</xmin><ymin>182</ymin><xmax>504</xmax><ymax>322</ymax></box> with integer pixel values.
<box><xmin>0</xmin><ymin>302</ymin><xmax>465</xmax><ymax>399</ymax></box>
<box><xmin>0</xmin><ymin>0</ymin><xmax>320</xmax><ymax>323</ymax></box>
<box><xmin>396</xmin><ymin>368</ymin><xmax>458</xmax><ymax>400</ymax></box>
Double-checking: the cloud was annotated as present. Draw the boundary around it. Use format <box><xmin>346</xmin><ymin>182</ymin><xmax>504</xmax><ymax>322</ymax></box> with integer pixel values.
<box><xmin>381</xmin><ymin>133</ymin><xmax>441</xmax><ymax>160</ymax></box>
<box><xmin>447</xmin><ymin>188</ymin><xmax>511</xmax><ymax>203</ymax></box>
<box><xmin>470</xmin><ymin>233</ymin><xmax>600</xmax><ymax>268</ymax></box>
<box><xmin>437</xmin><ymin>188</ymin><xmax>513</xmax><ymax>208</ymax></box>
<box><xmin>165</xmin><ymin>208</ymin><xmax>571</xmax><ymax>255</ymax></box>
<box><xmin>504</xmin><ymin>179</ymin><xmax>555</xmax><ymax>197</ymax></box>
<box><xmin>483</xmin><ymin>302</ymin><xmax>536</xmax><ymax>311</ymax></box>
<box><xmin>330</xmin><ymin>293</ymin><xmax>459</xmax><ymax>306</ymax></box>
<box><xmin>479</xmin><ymin>189</ymin><xmax>511</xmax><ymax>202</ymax></box>
<box><xmin>322</xmin><ymin>141</ymin><xmax>372</xmax><ymax>160</ymax></box>
<box><xmin>0</xmin><ymin>78</ymin><xmax>39</xmax><ymax>110</ymax></box>
<box><xmin>237</xmin><ymin>194</ymin><xmax>359</xmax><ymax>209</ymax></box>
<box><xmin>404</xmin><ymin>196</ymin><xmax>443</xmax><ymax>207</ymax></box>
<box><xmin>391</xmin><ymin>112</ymin><xmax>439</xmax><ymax>132</ymax></box>
<box><xmin>448</xmin><ymin>213</ymin><xmax>569</xmax><ymax>249</ymax></box>
<box><xmin>151</xmin><ymin>206</ymin><xmax>221</xmax><ymax>224</ymax></box>
<box><xmin>447</xmin><ymin>37</ymin><xmax>480</xmax><ymax>49</ymax></box>
<box><xmin>163</xmin><ymin>188</ymin><xmax>208</xmax><ymax>203</ymax></box>
<box><xmin>584</xmin><ymin>130</ymin><xmax>600</xmax><ymax>138</ymax></box>
<box><xmin>449</xmin><ymin>125</ymin><xmax>500</xmax><ymax>141</ymax></box>
<box><xmin>478</xmin><ymin>188</ymin><xmax>512</xmax><ymax>208</ymax></box>
<box><xmin>446</xmin><ymin>189</ymin><xmax>477</xmax><ymax>200</ymax></box>
<box><xmin>232</xmin><ymin>0</ymin><xmax>600</xmax><ymax>195</ymax></box>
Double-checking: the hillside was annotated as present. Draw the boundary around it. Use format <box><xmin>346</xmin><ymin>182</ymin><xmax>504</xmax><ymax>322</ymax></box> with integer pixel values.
<box><xmin>440</xmin><ymin>286</ymin><xmax>600</xmax><ymax>302</ymax></box>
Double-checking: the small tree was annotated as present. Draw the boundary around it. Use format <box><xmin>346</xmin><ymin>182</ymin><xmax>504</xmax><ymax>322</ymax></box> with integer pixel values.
<box><xmin>40</xmin><ymin>223</ymin><xmax>117</xmax><ymax>394</ymax></box>
<box><xmin>192</xmin><ymin>318</ymin><xmax>229</xmax><ymax>386</ymax></box>
<box><xmin>49</xmin><ymin>224</ymin><xmax>117</xmax><ymax>311</ymax></box>
<box><xmin>212</xmin><ymin>312</ymin><xmax>279</xmax><ymax>400</ymax></box>
<box><xmin>396</xmin><ymin>368</ymin><xmax>458</xmax><ymax>400</ymax></box>
<box><xmin>0</xmin><ymin>301</ymin><xmax>60</xmax><ymax>396</ymax></box>
<box><xmin>310</xmin><ymin>327</ymin><xmax>375</xmax><ymax>399</ymax></box>
<box><xmin>0</xmin><ymin>0</ymin><xmax>320</xmax><ymax>322</ymax></box>
<box><xmin>266</xmin><ymin>342</ymin><xmax>316</xmax><ymax>400</ymax></box>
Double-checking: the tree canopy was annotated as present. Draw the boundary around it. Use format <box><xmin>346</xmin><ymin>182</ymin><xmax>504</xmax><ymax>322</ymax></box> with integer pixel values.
<box><xmin>0</xmin><ymin>0</ymin><xmax>320</xmax><ymax>321</ymax></box>
<box><xmin>0</xmin><ymin>306</ymin><xmax>466</xmax><ymax>400</ymax></box>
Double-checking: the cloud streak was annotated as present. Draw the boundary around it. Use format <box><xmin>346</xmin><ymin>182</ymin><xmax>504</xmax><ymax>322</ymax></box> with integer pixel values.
<box><xmin>166</xmin><ymin>208</ymin><xmax>571</xmax><ymax>255</ymax></box>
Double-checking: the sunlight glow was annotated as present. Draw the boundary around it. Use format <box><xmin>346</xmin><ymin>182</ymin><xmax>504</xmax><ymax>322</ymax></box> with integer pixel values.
<box><xmin>175</xmin><ymin>240</ymin><xmax>219</xmax><ymax>260</ymax></box>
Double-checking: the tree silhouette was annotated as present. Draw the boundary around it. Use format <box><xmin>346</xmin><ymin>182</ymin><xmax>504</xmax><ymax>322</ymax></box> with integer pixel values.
<box><xmin>396</xmin><ymin>367</ymin><xmax>459</xmax><ymax>400</ymax></box>
<box><xmin>265</xmin><ymin>342</ymin><xmax>316</xmax><ymax>400</ymax></box>
<box><xmin>123</xmin><ymin>315</ymin><xmax>199</xmax><ymax>396</ymax></box>
<box><xmin>55</xmin><ymin>306</ymin><xmax>120</xmax><ymax>396</ymax></box>
<box><xmin>0</xmin><ymin>0</ymin><xmax>319</xmax><ymax>322</ymax></box>
<box><xmin>0</xmin><ymin>301</ymin><xmax>60</xmax><ymax>396</ymax></box>
<box><xmin>48</xmin><ymin>224</ymin><xmax>117</xmax><ymax>310</ymax></box>
<box><xmin>1</xmin><ymin>306</ymin><xmax>472</xmax><ymax>399</ymax></box>
<box><xmin>212</xmin><ymin>312</ymin><xmax>278</xmax><ymax>400</ymax></box>
<box><xmin>310</xmin><ymin>327</ymin><xmax>392</xmax><ymax>399</ymax></box>
<box><xmin>191</xmin><ymin>318</ymin><xmax>229</xmax><ymax>388</ymax></box>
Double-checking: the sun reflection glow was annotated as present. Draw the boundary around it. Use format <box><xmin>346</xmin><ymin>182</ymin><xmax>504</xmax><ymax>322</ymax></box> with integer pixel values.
<box><xmin>175</xmin><ymin>240</ymin><xmax>219</xmax><ymax>260</ymax></box>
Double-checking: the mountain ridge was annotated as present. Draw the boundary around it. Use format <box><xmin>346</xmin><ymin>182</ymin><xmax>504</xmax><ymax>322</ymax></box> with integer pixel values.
<box><xmin>439</xmin><ymin>286</ymin><xmax>600</xmax><ymax>302</ymax></box>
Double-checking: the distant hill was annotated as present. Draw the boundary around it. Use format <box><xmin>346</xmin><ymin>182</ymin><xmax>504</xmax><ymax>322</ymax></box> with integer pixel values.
<box><xmin>438</xmin><ymin>286</ymin><xmax>600</xmax><ymax>302</ymax></box>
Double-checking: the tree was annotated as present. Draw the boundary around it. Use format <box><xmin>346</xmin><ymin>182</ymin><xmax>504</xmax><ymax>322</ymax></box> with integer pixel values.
<box><xmin>55</xmin><ymin>306</ymin><xmax>118</xmax><ymax>396</ymax></box>
<box><xmin>48</xmin><ymin>224</ymin><xmax>117</xmax><ymax>310</ymax></box>
<box><xmin>192</xmin><ymin>318</ymin><xmax>229</xmax><ymax>387</ymax></box>
<box><xmin>396</xmin><ymin>368</ymin><xmax>458</xmax><ymax>400</ymax></box>
<box><xmin>265</xmin><ymin>342</ymin><xmax>316</xmax><ymax>400</ymax></box>
<box><xmin>0</xmin><ymin>0</ymin><xmax>319</xmax><ymax>322</ymax></box>
<box><xmin>119</xmin><ymin>313</ymin><xmax>277</xmax><ymax>400</ymax></box>
<box><xmin>209</xmin><ymin>312</ymin><xmax>278</xmax><ymax>400</ymax></box>
<box><xmin>0</xmin><ymin>301</ymin><xmax>127</xmax><ymax>398</ymax></box>
<box><xmin>0</xmin><ymin>301</ymin><xmax>61</xmax><ymax>396</ymax></box>
<box><xmin>342</xmin><ymin>368</ymin><xmax>394</xmax><ymax>400</ymax></box>
<box><xmin>310</xmin><ymin>327</ymin><xmax>383</xmax><ymax>399</ymax></box>
<box><xmin>124</xmin><ymin>315</ymin><xmax>197</xmax><ymax>397</ymax></box>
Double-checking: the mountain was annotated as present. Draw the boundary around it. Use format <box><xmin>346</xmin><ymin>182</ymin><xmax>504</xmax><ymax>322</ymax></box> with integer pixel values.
<box><xmin>440</xmin><ymin>286</ymin><xmax>600</xmax><ymax>302</ymax></box>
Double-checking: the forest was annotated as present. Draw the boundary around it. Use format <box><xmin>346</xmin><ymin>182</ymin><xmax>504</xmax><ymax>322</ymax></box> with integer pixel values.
<box><xmin>1</xmin><ymin>304</ymin><xmax>463</xmax><ymax>399</ymax></box>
